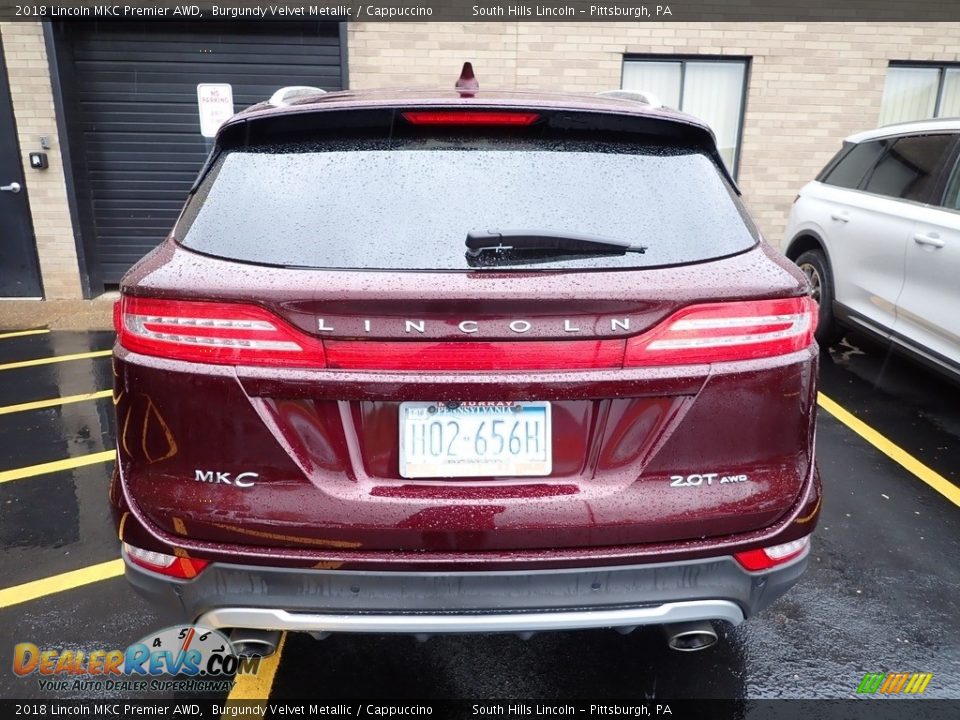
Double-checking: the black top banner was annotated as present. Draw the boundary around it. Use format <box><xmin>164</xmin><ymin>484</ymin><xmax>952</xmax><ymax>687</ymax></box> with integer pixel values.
<box><xmin>3</xmin><ymin>0</ymin><xmax>960</xmax><ymax>22</ymax></box>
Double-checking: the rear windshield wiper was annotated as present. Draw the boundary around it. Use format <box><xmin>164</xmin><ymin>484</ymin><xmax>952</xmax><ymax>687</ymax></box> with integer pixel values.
<box><xmin>465</xmin><ymin>230</ymin><xmax>647</xmax><ymax>258</ymax></box>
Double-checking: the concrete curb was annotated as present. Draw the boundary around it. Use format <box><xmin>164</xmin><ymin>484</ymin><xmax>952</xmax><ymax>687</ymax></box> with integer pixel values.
<box><xmin>0</xmin><ymin>298</ymin><xmax>116</xmax><ymax>332</ymax></box>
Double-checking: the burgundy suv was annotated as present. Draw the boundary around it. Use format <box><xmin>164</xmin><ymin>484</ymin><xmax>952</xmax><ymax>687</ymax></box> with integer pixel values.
<box><xmin>110</xmin><ymin>72</ymin><xmax>821</xmax><ymax>653</ymax></box>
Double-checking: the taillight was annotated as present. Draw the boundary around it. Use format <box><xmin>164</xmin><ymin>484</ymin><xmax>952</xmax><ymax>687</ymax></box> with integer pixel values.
<box><xmin>123</xmin><ymin>543</ymin><xmax>208</xmax><ymax>579</ymax></box>
<box><xmin>324</xmin><ymin>339</ymin><xmax>624</xmax><ymax>371</ymax></box>
<box><xmin>624</xmin><ymin>296</ymin><xmax>817</xmax><ymax>366</ymax></box>
<box><xmin>734</xmin><ymin>536</ymin><xmax>810</xmax><ymax>571</ymax></box>
<box><xmin>115</xmin><ymin>295</ymin><xmax>814</xmax><ymax>369</ymax></box>
<box><xmin>115</xmin><ymin>296</ymin><xmax>325</xmax><ymax>367</ymax></box>
<box><xmin>401</xmin><ymin>111</ymin><xmax>541</xmax><ymax>126</ymax></box>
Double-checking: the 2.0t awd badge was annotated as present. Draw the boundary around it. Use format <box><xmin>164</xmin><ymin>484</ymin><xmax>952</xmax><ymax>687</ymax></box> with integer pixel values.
<box><xmin>669</xmin><ymin>473</ymin><xmax>750</xmax><ymax>488</ymax></box>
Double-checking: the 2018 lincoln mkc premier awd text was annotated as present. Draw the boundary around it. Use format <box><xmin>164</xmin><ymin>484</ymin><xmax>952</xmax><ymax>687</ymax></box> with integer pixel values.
<box><xmin>110</xmin><ymin>69</ymin><xmax>821</xmax><ymax>653</ymax></box>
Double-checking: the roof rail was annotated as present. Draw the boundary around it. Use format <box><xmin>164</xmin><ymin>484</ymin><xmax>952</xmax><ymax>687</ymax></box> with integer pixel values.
<box><xmin>268</xmin><ymin>86</ymin><xmax>326</xmax><ymax>107</ymax></box>
<box><xmin>596</xmin><ymin>90</ymin><xmax>663</xmax><ymax>108</ymax></box>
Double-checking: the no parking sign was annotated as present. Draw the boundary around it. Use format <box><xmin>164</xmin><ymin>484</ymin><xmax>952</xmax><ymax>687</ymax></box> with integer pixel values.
<box><xmin>196</xmin><ymin>83</ymin><xmax>234</xmax><ymax>138</ymax></box>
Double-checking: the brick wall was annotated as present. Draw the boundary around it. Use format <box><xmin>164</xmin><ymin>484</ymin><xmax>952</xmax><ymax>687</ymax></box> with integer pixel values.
<box><xmin>348</xmin><ymin>22</ymin><xmax>960</xmax><ymax>246</ymax></box>
<box><xmin>2</xmin><ymin>21</ymin><xmax>959</xmax><ymax>299</ymax></box>
<box><xmin>0</xmin><ymin>22</ymin><xmax>81</xmax><ymax>299</ymax></box>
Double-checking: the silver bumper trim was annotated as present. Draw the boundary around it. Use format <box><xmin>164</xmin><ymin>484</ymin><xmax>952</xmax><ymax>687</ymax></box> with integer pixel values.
<box><xmin>196</xmin><ymin>600</ymin><xmax>744</xmax><ymax>634</ymax></box>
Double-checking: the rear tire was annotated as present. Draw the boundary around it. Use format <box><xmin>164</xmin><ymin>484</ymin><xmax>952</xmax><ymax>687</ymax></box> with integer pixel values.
<box><xmin>795</xmin><ymin>249</ymin><xmax>843</xmax><ymax>348</ymax></box>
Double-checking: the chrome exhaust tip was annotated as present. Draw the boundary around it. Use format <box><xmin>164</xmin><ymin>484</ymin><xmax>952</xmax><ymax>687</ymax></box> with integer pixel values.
<box><xmin>663</xmin><ymin>621</ymin><xmax>719</xmax><ymax>652</ymax></box>
<box><xmin>228</xmin><ymin>628</ymin><xmax>281</xmax><ymax>657</ymax></box>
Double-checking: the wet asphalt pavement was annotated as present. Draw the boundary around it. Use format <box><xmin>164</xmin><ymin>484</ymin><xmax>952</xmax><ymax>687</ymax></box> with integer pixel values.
<box><xmin>0</xmin><ymin>329</ymin><xmax>958</xmax><ymax>702</ymax></box>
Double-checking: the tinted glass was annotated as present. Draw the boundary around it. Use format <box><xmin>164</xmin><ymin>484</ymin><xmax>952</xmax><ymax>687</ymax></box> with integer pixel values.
<box><xmin>863</xmin><ymin>134</ymin><xmax>955</xmax><ymax>201</ymax></box>
<box><xmin>942</xmin><ymin>157</ymin><xmax>960</xmax><ymax>211</ymax></box>
<box><xmin>822</xmin><ymin>140</ymin><xmax>887</xmax><ymax>189</ymax></box>
<box><xmin>178</xmin><ymin>138</ymin><xmax>757</xmax><ymax>271</ymax></box>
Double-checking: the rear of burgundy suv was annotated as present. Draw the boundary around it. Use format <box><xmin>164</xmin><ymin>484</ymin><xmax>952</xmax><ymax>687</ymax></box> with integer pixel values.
<box><xmin>110</xmin><ymin>90</ymin><xmax>821</xmax><ymax>653</ymax></box>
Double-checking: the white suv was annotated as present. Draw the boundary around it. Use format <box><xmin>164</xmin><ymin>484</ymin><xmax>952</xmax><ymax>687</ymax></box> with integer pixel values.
<box><xmin>784</xmin><ymin>118</ymin><xmax>960</xmax><ymax>380</ymax></box>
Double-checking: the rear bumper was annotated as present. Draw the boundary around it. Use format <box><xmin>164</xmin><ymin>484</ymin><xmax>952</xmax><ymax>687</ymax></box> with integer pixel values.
<box><xmin>123</xmin><ymin>546</ymin><xmax>809</xmax><ymax>634</ymax></box>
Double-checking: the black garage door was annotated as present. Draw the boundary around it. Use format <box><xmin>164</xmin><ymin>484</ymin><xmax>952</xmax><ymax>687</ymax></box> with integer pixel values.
<box><xmin>51</xmin><ymin>21</ymin><xmax>345</xmax><ymax>291</ymax></box>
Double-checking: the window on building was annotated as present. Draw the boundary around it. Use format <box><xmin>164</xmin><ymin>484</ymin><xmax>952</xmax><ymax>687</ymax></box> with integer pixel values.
<box><xmin>879</xmin><ymin>64</ymin><xmax>960</xmax><ymax>126</ymax></box>
<box><xmin>622</xmin><ymin>57</ymin><xmax>749</xmax><ymax>177</ymax></box>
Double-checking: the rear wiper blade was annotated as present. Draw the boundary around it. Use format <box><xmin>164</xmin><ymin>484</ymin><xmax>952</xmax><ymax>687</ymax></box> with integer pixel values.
<box><xmin>465</xmin><ymin>230</ymin><xmax>647</xmax><ymax>258</ymax></box>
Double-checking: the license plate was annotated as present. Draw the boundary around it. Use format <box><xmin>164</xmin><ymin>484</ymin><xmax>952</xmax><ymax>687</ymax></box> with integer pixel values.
<box><xmin>399</xmin><ymin>402</ymin><xmax>552</xmax><ymax>478</ymax></box>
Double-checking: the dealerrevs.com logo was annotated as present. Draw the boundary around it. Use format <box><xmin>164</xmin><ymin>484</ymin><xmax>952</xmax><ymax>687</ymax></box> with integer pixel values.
<box><xmin>13</xmin><ymin>626</ymin><xmax>261</xmax><ymax>693</ymax></box>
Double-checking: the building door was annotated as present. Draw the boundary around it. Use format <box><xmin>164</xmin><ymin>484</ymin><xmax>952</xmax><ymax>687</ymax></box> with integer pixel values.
<box><xmin>50</xmin><ymin>21</ymin><xmax>345</xmax><ymax>292</ymax></box>
<box><xmin>0</xmin><ymin>40</ymin><xmax>43</xmax><ymax>298</ymax></box>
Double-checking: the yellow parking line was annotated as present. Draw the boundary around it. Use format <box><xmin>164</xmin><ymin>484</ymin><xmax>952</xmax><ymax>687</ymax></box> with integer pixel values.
<box><xmin>0</xmin><ymin>389</ymin><xmax>113</xmax><ymax>416</ymax></box>
<box><xmin>0</xmin><ymin>558</ymin><xmax>124</xmax><ymax>609</ymax></box>
<box><xmin>222</xmin><ymin>632</ymin><xmax>287</xmax><ymax>709</ymax></box>
<box><xmin>0</xmin><ymin>329</ymin><xmax>50</xmax><ymax>340</ymax></box>
<box><xmin>818</xmin><ymin>392</ymin><xmax>960</xmax><ymax>508</ymax></box>
<box><xmin>0</xmin><ymin>449</ymin><xmax>116</xmax><ymax>485</ymax></box>
<box><xmin>0</xmin><ymin>349</ymin><xmax>111</xmax><ymax>372</ymax></box>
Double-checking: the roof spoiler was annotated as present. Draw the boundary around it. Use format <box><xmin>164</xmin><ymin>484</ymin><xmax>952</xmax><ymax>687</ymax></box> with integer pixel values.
<box><xmin>596</xmin><ymin>90</ymin><xmax>664</xmax><ymax>108</ymax></box>
<box><xmin>267</xmin><ymin>86</ymin><xmax>326</xmax><ymax>107</ymax></box>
